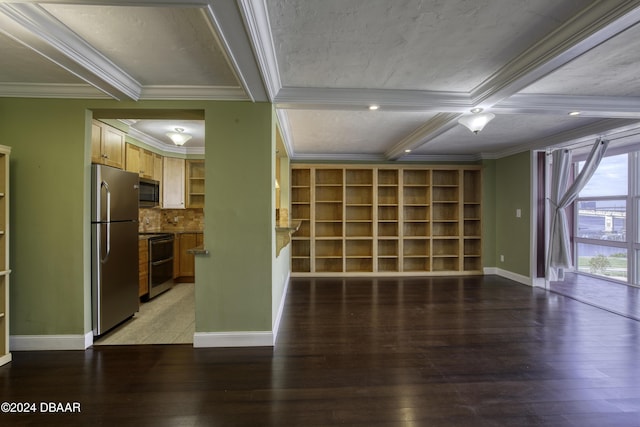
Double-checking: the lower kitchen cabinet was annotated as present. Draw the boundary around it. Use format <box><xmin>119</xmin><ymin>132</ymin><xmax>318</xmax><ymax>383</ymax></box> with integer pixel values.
<box><xmin>175</xmin><ymin>232</ymin><xmax>203</xmax><ymax>281</ymax></box>
<box><xmin>138</xmin><ymin>238</ymin><xmax>149</xmax><ymax>298</ymax></box>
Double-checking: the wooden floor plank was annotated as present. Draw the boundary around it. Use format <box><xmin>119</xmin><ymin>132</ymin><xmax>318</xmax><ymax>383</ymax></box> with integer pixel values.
<box><xmin>1</xmin><ymin>275</ymin><xmax>639</xmax><ymax>426</ymax></box>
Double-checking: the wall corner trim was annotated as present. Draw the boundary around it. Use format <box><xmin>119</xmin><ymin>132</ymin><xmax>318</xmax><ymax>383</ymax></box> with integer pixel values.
<box><xmin>11</xmin><ymin>333</ymin><xmax>93</xmax><ymax>351</ymax></box>
<box><xmin>484</xmin><ymin>267</ymin><xmax>533</xmax><ymax>286</ymax></box>
<box><xmin>193</xmin><ymin>331</ymin><xmax>274</xmax><ymax>348</ymax></box>
<box><xmin>272</xmin><ymin>272</ymin><xmax>291</xmax><ymax>345</ymax></box>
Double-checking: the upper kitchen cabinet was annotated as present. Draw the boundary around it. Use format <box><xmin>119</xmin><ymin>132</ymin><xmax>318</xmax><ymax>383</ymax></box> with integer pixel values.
<box><xmin>91</xmin><ymin>120</ymin><xmax>125</xmax><ymax>169</ymax></box>
<box><xmin>186</xmin><ymin>160</ymin><xmax>205</xmax><ymax>208</ymax></box>
<box><xmin>126</xmin><ymin>143</ymin><xmax>162</xmax><ymax>181</ymax></box>
<box><xmin>153</xmin><ymin>153</ymin><xmax>163</xmax><ymax>182</ymax></box>
<box><xmin>163</xmin><ymin>157</ymin><xmax>185</xmax><ymax>209</ymax></box>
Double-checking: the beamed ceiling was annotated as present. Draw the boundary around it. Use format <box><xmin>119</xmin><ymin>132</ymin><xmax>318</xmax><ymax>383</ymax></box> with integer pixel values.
<box><xmin>3</xmin><ymin>0</ymin><xmax>640</xmax><ymax>159</ymax></box>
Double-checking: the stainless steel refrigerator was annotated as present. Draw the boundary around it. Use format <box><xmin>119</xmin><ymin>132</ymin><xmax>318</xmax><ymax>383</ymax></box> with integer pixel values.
<box><xmin>91</xmin><ymin>164</ymin><xmax>139</xmax><ymax>336</ymax></box>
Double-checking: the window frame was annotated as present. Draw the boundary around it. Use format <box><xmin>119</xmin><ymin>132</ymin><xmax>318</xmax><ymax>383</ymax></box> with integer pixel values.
<box><xmin>573</xmin><ymin>151</ymin><xmax>638</xmax><ymax>286</ymax></box>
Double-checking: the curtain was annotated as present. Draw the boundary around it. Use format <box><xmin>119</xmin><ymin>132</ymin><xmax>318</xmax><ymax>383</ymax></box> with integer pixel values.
<box><xmin>547</xmin><ymin>138</ymin><xmax>609</xmax><ymax>281</ymax></box>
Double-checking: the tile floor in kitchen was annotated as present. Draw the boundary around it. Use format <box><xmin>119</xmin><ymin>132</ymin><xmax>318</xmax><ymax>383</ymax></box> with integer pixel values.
<box><xmin>93</xmin><ymin>282</ymin><xmax>194</xmax><ymax>345</ymax></box>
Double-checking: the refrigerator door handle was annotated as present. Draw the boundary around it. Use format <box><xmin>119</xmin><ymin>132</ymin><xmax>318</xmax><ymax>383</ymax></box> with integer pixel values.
<box><xmin>102</xmin><ymin>180</ymin><xmax>111</xmax><ymax>262</ymax></box>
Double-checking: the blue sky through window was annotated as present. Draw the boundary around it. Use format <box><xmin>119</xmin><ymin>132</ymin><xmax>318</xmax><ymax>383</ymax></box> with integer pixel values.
<box><xmin>578</xmin><ymin>153</ymin><xmax>628</xmax><ymax>197</ymax></box>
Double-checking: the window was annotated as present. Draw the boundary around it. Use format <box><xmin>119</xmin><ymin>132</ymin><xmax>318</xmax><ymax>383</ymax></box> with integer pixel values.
<box><xmin>574</xmin><ymin>152</ymin><xmax>639</xmax><ymax>285</ymax></box>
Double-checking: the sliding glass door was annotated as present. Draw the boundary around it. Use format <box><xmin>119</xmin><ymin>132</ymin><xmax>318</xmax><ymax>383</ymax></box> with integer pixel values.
<box><xmin>574</xmin><ymin>151</ymin><xmax>639</xmax><ymax>286</ymax></box>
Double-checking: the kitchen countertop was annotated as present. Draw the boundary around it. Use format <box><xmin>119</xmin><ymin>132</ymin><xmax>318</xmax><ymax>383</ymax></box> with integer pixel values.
<box><xmin>139</xmin><ymin>228</ymin><xmax>203</xmax><ymax>235</ymax></box>
<box><xmin>186</xmin><ymin>245</ymin><xmax>208</xmax><ymax>255</ymax></box>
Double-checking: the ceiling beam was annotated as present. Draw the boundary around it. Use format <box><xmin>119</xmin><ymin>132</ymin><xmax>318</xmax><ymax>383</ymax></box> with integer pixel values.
<box><xmin>236</xmin><ymin>0</ymin><xmax>281</xmax><ymax>101</ymax></box>
<box><xmin>471</xmin><ymin>0</ymin><xmax>640</xmax><ymax>108</ymax></box>
<box><xmin>487</xmin><ymin>118</ymin><xmax>640</xmax><ymax>159</ymax></box>
<box><xmin>493</xmin><ymin>94</ymin><xmax>640</xmax><ymax>119</ymax></box>
<box><xmin>0</xmin><ymin>3</ymin><xmax>142</xmax><ymax>100</ymax></box>
<box><xmin>384</xmin><ymin>113</ymin><xmax>461</xmax><ymax>160</ymax></box>
<box><xmin>204</xmin><ymin>0</ymin><xmax>269</xmax><ymax>102</ymax></box>
<box><xmin>275</xmin><ymin>87</ymin><xmax>471</xmax><ymax>112</ymax></box>
<box><xmin>401</xmin><ymin>0</ymin><xmax>640</xmax><ymax>155</ymax></box>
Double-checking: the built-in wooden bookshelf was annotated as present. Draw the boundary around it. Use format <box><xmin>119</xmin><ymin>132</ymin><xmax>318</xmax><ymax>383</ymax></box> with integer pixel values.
<box><xmin>186</xmin><ymin>160</ymin><xmax>205</xmax><ymax>208</ymax></box>
<box><xmin>0</xmin><ymin>145</ymin><xmax>10</xmax><ymax>366</ymax></box>
<box><xmin>290</xmin><ymin>164</ymin><xmax>482</xmax><ymax>276</ymax></box>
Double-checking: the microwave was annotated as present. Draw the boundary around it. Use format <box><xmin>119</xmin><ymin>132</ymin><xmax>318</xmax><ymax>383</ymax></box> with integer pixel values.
<box><xmin>139</xmin><ymin>178</ymin><xmax>160</xmax><ymax>207</ymax></box>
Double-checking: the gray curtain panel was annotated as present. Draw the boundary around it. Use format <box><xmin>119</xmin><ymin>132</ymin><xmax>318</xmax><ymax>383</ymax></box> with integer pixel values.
<box><xmin>547</xmin><ymin>138</ymin><xmax>609</xmax><ymax>281</ymax></box>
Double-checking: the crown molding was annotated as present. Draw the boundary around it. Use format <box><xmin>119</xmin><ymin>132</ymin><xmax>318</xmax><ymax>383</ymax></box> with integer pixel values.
<box><xmin>237</xmin><ymin>0</ymin><xmax>281</xmax><ymax>101</ymax></box>
<box><xmin>140</xmin><ymin>85</ymin><xmax>249</xmax><ymax>100</ymax></box>
<box><xmin>0</xmin><ymin>82</ymin><xmax>109</xmax><ymax>98</ymax></box>
<box><xmin>397</xmin><ymin>154</ymin><xmax>482</xmax><ymax>163</ymax></box>
<box><xmin>494</xmin><ymin>93</ymin><xmax>640</xmax><ymax>118</ymax></box>
<box><xmin>275</xmin><ymin>109</ymin><xmax>295</xmax><ymax>159</ymax></box>
<box><xmin>289</xmin><ymin>153</ymin><xmax>388</xmax><ymax>162</ymax></box>
<box><xmin>125</xmin><ymin>124</ymin><xmax>204</xmax><ymax>156</ymax></box>
<box><xmin>470</xmin><ymin>1</ymin><xmax>640</xmax><ymax>109</ymax></box>
<box><xmin>203</xmin><ymin>1</ymin><xmax>269</xmax><ymax>102</ymax></box>
<box><xmin>385</xmin><ymin>113</ymin><xmax>461</xmax><ymax>160</ymax></box>
<box><xmin>482</xmin><ymin>118</ymin><xmax>638</xmax><ymax>160</ymax></box>
<box><xmin>275</xmin><ymin>87</ymin><xmax>471</xmax><ymax>112</ymax></box>
<box><xmin>0</xmin><ymin>3</ymin><xmax>142</xmax><ymax>100</ymax></box>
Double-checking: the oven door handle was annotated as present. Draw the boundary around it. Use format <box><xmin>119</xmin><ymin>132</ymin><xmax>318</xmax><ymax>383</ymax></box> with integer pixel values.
<box><xmin>151</xmin><ymin>238</ymin><xmax>174</xmax><ymax>245</ymax></box>
<box><xmin>151</xmin><ymin>257</ymin><xmax>174</xmax><ymax>266</ymax></box>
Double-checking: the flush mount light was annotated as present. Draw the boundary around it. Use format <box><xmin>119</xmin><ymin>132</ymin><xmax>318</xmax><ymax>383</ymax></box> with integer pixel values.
<box><xmin>568</xmin><ymin>111</ymin><xmax>581</xmax><ymax>116</ymax></box>
<box><xmin>458</xmin><ymin>108</ymin><xmax>495</xmax><ymax>134</ymax></box>
<box><xmin>166</xmin><ymin>127</ymin><xmax>192</xmax><ymax>146</ymax></box>
<box><xmin>369</xmin><ymin>104</ymin><xmax>380</xmax><ymax>111</ymax></box>
<box><xmin>404</xmin><ymin>149</ymin><xmax>412</xmax><ymax>153</ymax></box>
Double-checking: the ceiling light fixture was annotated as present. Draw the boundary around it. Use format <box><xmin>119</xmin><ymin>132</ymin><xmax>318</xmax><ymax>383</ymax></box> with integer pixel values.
<box><xmin>457</xmin><ymin>108</ymin><xmax>495</xmax><ymax>134</ymax></box>
<box><xmin>568</xmin><ymin>111</ymin><xmax>581</xmax><ymax>116</ymax></box>
<box><xmin>369</xmin><ymin>104</ymin><xmax>380</xmax><ymax>111</ymax></box>
<box><xmin>404</xmin><ymin>149</ymin><xmax>412</xmax><ymax>153</ymax></box>
<box><xmin>166</xmin><ymin>127</ymin><xmax>192</xmax><ymax>146</ymax></box>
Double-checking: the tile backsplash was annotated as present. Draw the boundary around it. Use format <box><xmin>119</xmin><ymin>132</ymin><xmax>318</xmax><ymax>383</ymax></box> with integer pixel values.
<box><xmin>139</xmin><ymin>208</ymin><xmax>204</xmax><ymax>232</ymax></box>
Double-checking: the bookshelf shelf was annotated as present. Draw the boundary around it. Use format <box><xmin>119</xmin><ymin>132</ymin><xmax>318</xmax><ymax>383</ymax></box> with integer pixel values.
<box><xmin>290</xmin><ymin>165</ymin><xmax>482</xmax><ymax>276</ymax></box>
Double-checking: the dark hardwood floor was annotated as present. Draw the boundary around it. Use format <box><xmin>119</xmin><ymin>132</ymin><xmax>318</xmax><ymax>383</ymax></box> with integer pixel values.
<box><xmin>2</xmin><ymin>275</ymin><xmax>640</xmax><ymax>426</ymax></box>
<box><xmin>549</xmin><ymin>272</ymin><xmax>640</xmax><ymax>321</ymax></box>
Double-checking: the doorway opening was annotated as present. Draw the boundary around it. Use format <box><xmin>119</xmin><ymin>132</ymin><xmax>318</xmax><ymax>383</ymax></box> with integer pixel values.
<box><xmin>90</xmin><ymin>109</ymin><xmax>204</xmax><ymax>345</ymax></box>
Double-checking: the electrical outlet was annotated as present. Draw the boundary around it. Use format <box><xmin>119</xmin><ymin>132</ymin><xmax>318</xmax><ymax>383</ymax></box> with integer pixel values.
<box><xmin>500</xmin><ymin>255</ymin><xmax>504</xmax><ymax>262</ymax></box>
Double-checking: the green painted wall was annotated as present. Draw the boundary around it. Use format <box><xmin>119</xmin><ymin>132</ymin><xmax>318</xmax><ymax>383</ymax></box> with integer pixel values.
<box><xmin>495</xmin><ymin>151</ymin><xmax>531</xmax><ymax>277</ymax></box>
<box><xmin>196</xmin><ymin>102</ymin><xmax>274</xmax><ymax>332</ymax></box>
<box><xmin>0</xmin><ymin>95</ymin><xmax>533</xmax><ymax>340</ymax></box>
<box><xmin>0</xmin><ymin>98</ymin><xmax>277</xmax><ymax>338</ymax></box>
<box><xmin>481</xmin><ymin>159</ymin><xmax>497</xmax><ymax>267</ymax></box>
<box><xmin>0</xmin><ymin>99</ymin><xmax>90</xmax><ymax>334</ymax></box>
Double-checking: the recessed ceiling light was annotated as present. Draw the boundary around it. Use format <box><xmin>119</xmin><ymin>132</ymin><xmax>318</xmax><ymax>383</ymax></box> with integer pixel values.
<box><xmin>569</xmin><ymin>111</ymin><xmax>581</xmax><ymax>116</ymax></box>
<box><xmin>404</xmin><ymin>149</ymin><xmax>412</xmax><ymax>153</ymax></box>
<box><xmin>470</xmin><ymin>107</ymin><xmax>483</xmax><ymax>114</ymax></box>
<box><xmin>369</xmin><ymin>105</ymin><xmax>380</xmax><ymax>111</ymax></box>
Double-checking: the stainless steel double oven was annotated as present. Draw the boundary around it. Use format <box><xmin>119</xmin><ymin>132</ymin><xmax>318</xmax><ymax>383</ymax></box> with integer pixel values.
<box><xmin>142</xmin><ymin>233</ymin><xmax>175</xmax><ymax>298</ymax></box>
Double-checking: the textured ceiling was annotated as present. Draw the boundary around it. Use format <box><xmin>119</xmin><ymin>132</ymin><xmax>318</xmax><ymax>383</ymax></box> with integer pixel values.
<box><xmin>2</xmin><ymin>0</ymin><xmax>640</xmax><ymax>159</ymax></box>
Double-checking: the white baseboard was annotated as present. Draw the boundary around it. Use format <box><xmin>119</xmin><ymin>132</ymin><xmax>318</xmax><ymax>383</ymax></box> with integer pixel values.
<box><xmin>193</xmin><ymin>331</ymin><xmax>274</xmax><ymax>348</ymax></box>
<box><xmin>484</xmin><ymin>267</ymin><xmax>532</xmax><ymax>286</ymax></box>
<box><xmin>11</xmin><ymin>332</ymin><xmax>93</xmax><ymax>351</ymax></box>
<box><xmin>272</xmin><ymin>272</ymin><xmax>290</xmax><ymax>345</ymax></box>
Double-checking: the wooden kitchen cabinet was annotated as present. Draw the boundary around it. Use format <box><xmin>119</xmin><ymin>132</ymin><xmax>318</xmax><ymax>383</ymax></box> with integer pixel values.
<box><xmin>186</xmin><ymin>160</ymin><xmax>205</xmax><ymax>208</ymax></box>
<box><xmin>176</xmin><ymin>232</ymin><xmax>203</xmax><ymax>280</ymax></box>
<box><xmin>0</xmin><ymin>145</ymin><xmax>11</xmax><ymax>366</ymax></box>
<box><xmin>91</xmin><ymin>120</ymin><xmax>125</xmax><ymax>169</ymax></box>
<box><xmin>162</xmin><ymin>157</ymin><xmax>185</xmax><ymax>209</ymax></box>
<box><xmin>138</xmin><ymin>238</ymin><xmax>149</xmax><ymax>298</ymax></box>
<box><xmin>126</xmin><ymin>144</ymin><xmax>158</xmax><ymax>180</ymax></box>
<box><xmin>152</xmin><ymin>152</ymin><xmax>163</xmax><ymax>182</ymax></box>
